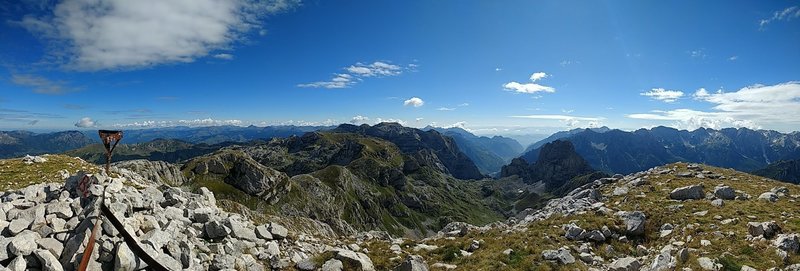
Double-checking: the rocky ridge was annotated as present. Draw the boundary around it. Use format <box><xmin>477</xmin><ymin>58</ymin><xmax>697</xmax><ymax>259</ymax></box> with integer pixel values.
<box><xmin>0</xmin><ymin>168</ymin><xmax>387</xmax><ymax>271</ymax></box>
<box><xmin>354</xmin><ymin>163</ymin><xmax>800</xmax><ymax>270</ymax></box>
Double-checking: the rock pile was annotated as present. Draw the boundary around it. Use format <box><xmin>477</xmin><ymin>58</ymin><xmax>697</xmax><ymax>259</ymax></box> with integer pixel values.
<box><xmin>0</xmin><ymin>170</ymin><xmax>378</xmax><ymax>271</ymax></box>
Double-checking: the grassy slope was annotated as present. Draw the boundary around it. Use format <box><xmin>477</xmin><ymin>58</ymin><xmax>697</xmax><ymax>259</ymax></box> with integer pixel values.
<box><xmin>0</xmin><ymin>154</ymin><xmax>100</xmax><ymax>191</ymax></box>
<box><xmin>358</xmin><ymin>162</ymin><xmax>800</xmax><ymax>270</ymax></box>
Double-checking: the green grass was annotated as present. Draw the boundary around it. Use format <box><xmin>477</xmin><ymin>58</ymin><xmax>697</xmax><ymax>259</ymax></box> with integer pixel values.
<box><xmin>358</xmin><ymin>162</ymin><xmax>800</xmax><ymax>270</ymax></box>
<box><xmin>0</xmin><ymin>154</ymin><xmax>100</xmax><ymax>191</ymax></box>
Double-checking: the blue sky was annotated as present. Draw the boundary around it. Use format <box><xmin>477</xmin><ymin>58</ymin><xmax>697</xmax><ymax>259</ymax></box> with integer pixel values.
<box><xmin>1</xmin><ymin>0</ymin><xmax>799</xmax><ymax>135</ymax></box>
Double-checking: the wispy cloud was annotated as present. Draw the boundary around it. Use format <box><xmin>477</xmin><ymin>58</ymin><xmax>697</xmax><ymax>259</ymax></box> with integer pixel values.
<box><xmin>640</xmin><ymin>88</ymin><xmax>684</xmax><ymax>103</ymax></box>
<box><xmin>297</xmin><ymin>73</ymin><xmax>356</xmax><ymax>89</ymax></box>
<box><xmin>728</xmin><ymin>56</ymin><xmax>738</xmax><ymax>61</ymax></box>
<box><xmin>0</xmin><ymin>107</ymin><xmax>63</xmax><ymax>125</ymax></box>
<box><xmin>437</xmin><ymin>107</ymin><xmax>455</xmax><ymax>111</ymax></box>
<box><xmin>213</xmin><ymin>53</ymin><xmax>234</xmax><ymax>60</ymax></box>
<box><xmin>510</xmin><ymin>114</ymin><xmax>604</xmax><ymax>128</ymax></box>
<box><xmin>510</xmin><ymin>115</ymin><xmax>603</xmax><ymax>121</ymax></box>
<box><xmin>760</xmin><ymin>6</ymin><xmax>800</xmax><ymax>29</ymax></box>
<box><xmin>560</xmin><ymin>60</ymin><xmax>580</xmax><ymax>67</ymax></box>
<box><xmin>346</xmin><ymin>62</ymin><xmax>403</xmax><ymax>77</ymax></box>
<box><xmin>502</xmin><ymin>72</ymin><xmax>556</xmax><ymax>94</ymax></box>
<box><xmin>688</xmin><ymin>49</ymin><xmax>707</xmax><ymax>59</ymax></box>
<box><xmin>628</xmin><ymin>82</ymin><xmax>800</xmax><ymax>130</ymax></box>
<box><xmin>63</xmin><ymin>104</ymin><xmax>86</xmax><ymax>110</ymax></box>
<box><xmin>403</xmin><ymin>97</ymin><xmax>424</xmax><ymax>107</ymax></box>
<box><xmin>298</xmin><ymin>61</ymin><xmax>409</xmax><ymax>89</ymax></box>
<box><xmin>10</xmin><ymin>74</ymin><xmax>77</xmax><ymax>95</ymax></box>
<box><xmin>17</xmin><ymin>0</ymin><xmax>298</xmax><ymax>70</ymax></box>
<box><xmin>458</xmin><ymin>103</ymin><xmax>469</xmax><ymax>107</ymax></box>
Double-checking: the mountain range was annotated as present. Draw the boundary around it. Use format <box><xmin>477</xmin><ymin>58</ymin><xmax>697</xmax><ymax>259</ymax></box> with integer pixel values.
<box><xmin>64</xmin><ymin>138</ymin><xmax>243</xmax><ymax>164</ymax></box>
<box><xmin>0</xmin><ymin>130</ymin><xmax>95</xmax><ymax>159</ymax></box>
<box><xmin>522</xmin><ymin>126</ymin><xmax>800</xmax><ymax>175</ymax></box>
<box><xmin>179</xmin><ymin>126</ymin><xmax>512</xmax><ymax>237</ymax></box>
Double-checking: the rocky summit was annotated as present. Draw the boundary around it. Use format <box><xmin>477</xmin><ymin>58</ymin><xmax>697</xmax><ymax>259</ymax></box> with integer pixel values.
<box><xmin>2</xmin><ymin>153</ymin><xmax>800</xmax><ymax>270</ymax></box>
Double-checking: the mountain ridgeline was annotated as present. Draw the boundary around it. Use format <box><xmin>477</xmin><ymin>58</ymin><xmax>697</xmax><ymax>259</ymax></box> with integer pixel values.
<box><xmin>426</xmin><ymin>126</ymin><xmax>524</xmax><ymax>175</ymax></box>
<box><xmin>64</xmin><ymin>138</ymin><xmax>244</xmax><ymax>164</ymax></box>
<box><xmin>0</xmin><ymin>130</ymin><xmax>95</xmax><ymax>159</ymax></box>
<box><xmin>754</xmin><ymin>158</ymin><xmax>800</xmax><ymax>184</ymax></box>
<box><xmin>522</xmin><ymin>126</ymin><xmax>800</xmax><ymax>174</ymax></box>
<box><xmin>180</xmin><ymin>126</ymin><xmax>506</xmax><ymax>237</ymax></box>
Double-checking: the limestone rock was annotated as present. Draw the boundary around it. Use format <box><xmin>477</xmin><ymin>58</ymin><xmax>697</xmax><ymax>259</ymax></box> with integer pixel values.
<box><xmin>542</xmin><ymin>247</ymin><xmax>575</xmax><ymax>265</ymax></box>
<box><xmin>269</xmin><ymin>222</ymin><xmax>289</xmax><ymax>239</ymax></box>
<box><xmin>34</xmin><ymin>249</ymin><xmax>64</xmax><ymax>271</ymax></box>
<box><xmin>321</xmin><ymin>259</ymin><xmax>344</xmax><ymax>271</ymax></box>
<box><xmin>333</xmin><ymin>249</ymin><xmax>376</xmax><ymax>271</ymax></box>
<box><xmin>714</xmin><ymin>185</ymin><xmax>736</xmax><ymax>200</ymax></box>
<box><xmin>9</xmin><ymin>230</ymin><xmax>39</xmax><ymax>256</ymax></box>
<box><xmin>618</xmin><ymin>211</ymin><xmax>646</xmax><ymax>236</ymax></box>
<box><xmin>394</xmin><ymin>255</ymin><xmax>429</xmax><ymax>271</ymax></box>
<box><xmin>670</xmin><ymin>185</ymin><xmax>704</xmax><ymax>200</ymax></box>
<box><xmin>609</xmin><ymin>257</ymin><xmax>640</xmax><ymax>271</ymax></box>
<box><xmin>759</xmin><ymin>192</ymin><xmax>779</xmax><ymax>202</ymax></box>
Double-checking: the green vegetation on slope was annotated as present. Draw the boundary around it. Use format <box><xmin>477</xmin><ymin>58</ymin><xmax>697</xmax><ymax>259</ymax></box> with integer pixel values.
<box><xmin>0</xmin><ymin>154</ymin><xmax>99</xmax><ymax>191</ymax></box>
<box><xmin>360</xmin><ymin>163</ymin><xmax>800</xmax><ymax>270</ymax></box>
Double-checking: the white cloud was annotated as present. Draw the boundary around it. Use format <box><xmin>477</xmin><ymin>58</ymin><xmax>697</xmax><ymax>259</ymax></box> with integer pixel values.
<box><xmin>628</xmin><ymin>81</ymin><xmax>800</xmax><ymax>131</ymax></box>
<box><xmin>503</xmin><ymin>72</ymin><xmax>556</xmax><ymax>94</ymax></box>
<box><xmin>437</xmin><ymin>107</ymin><xmax>455</xmax><ymax>111</ymax></box>
<box><xmin>415</xmin><ymin>118</ymin><xmax>424</xmax><ymax>122</ymax></box>
<box><xmin>113</xmin><ymin>118</ymin><xmax>243</xmax><ymax>128</ymax></box>
<box><xmin>213</xmin><ymin>53</ymin><xmax>234</xmax><ymax>60</ymax></box>
<box><xmin>350</xmin><ymin>115</ymin><xmax>369</xmax><ymax>124</ymax></box>
<box><xmin>728</xmin><ymin>56</ymin><xmax>738</xmax><ymax>61</ymax></box>
<box><xmin>458</xmin><ymin>103</ymin><xmax>469</xmax><ymax>107</ymax></box>
<box><xmin>495</xmin><ymin>67</ymin><xmax>502</xmax><ymax>71</ymax></box>
<box><xmin>19</xmin><ymin>0</ymin><xmax>298</xmax><ymax>70</ymax></box>
<box><xmin>403</xmin><ymin>97</ymin><xmax>424</xmax><ymax>107</ymax></box>
<box><xmin>74</xmin><ymin>117</ymin><xmax>97</xmax><ymax>127</ymax></box>
<box><xmin>760</xmin><ymin>6</ymin><xmax>800</xmax><ymax>29</ymax></box>
<box><xmin>640</xmin><ymin>88</ymin><xmax>684</xmax><ymax>103</ymax></box>
<box><xmin>529</xmin><ymin>72</ymin><xmax>548</xmax><ymax>82</ymax></box>
<box><xmin>299</xmin><ymin>62</ymin><xmax>407</xmax><ymax>89</ymax></box>
<box><xmin>444</xmin><ymin>121</ymin><xmax>468</xmax><ymax>129</ymax></box>
<box><xmin>375</xmin><ymin>118</ymin><xmax>406</xmax><ymax>125</ymax></box>
<box><xmin>503</xmin><ymin>82</ymin><xmax>555</xmax><ymax>94</ymax></box>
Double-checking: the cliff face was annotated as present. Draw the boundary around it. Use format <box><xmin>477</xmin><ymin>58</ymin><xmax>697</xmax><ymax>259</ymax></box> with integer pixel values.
<box><xmin>113</xmin><ymin>159</ymin><xmax>188</xmax><ymax>186</ymax></box>
<box><xmin>501</xmin><ymin>140</ymin><xmax>595</xmax><ymax>190</ymax></box>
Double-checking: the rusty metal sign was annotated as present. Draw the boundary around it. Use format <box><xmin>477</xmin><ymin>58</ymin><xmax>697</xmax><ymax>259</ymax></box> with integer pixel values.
<box><xmin>98</xmin><ymin>130</ymin><xmax>123</xmax><ymax>173</ymax></box>
<box><xmin>77</xmin><ymin>175</ymin><xmax>93</xmax><ymax>198</ymax></box>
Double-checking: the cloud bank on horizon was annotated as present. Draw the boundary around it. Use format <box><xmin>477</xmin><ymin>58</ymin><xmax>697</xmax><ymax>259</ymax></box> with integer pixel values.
<box><xmin>0</xmin><ymin>0</ymin><xmax>798</xmax><ymax>134</ymax></box>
